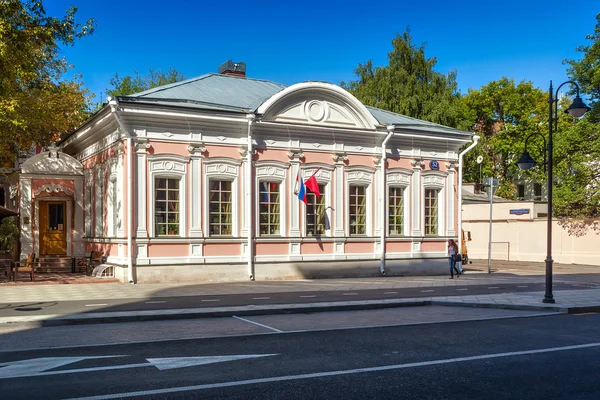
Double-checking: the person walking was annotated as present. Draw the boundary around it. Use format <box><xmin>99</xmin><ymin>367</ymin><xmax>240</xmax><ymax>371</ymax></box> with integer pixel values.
<box><xmin>448</xmin><ymin>239</ymin><xmax>460</xmax><ymax>279</ymax></box>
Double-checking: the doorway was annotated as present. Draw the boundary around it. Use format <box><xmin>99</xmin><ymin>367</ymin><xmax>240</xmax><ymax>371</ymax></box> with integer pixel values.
<box><xmin>39</xmin><ymin>201</ymin><xmax>67</xmax><ymax>255</ymax></box>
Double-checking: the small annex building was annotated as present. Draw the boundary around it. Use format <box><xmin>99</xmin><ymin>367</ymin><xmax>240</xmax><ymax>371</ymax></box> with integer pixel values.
<box><xmin>3</xmin><ymin>61</ymin><xmax>475</xmax><ymax>283</ymax></box>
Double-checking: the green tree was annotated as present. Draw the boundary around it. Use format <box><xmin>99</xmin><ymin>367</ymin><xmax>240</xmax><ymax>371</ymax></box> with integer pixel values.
<box><xmin>0</xmin><ymin>0</ymin><xmax>95</xmax><ymax>164</ymax></box>
<box><xmin>460</xmin><ymin>78</ymin><xmax>547</xmax><ymax>198</ymax></box>
<box><xmin>556</xmin><ymin>13</ymin><xmax>600</xmax><ymax>224</ymax></box>
<box><xmin>106</xmin><ymin>67</ymin><xmax>185</xmax><ymax>98</ymax></box>
<box><xmin>341</xmin><ymin>29</ymin><xmax>464</xmax><ymax>128</ymax></box>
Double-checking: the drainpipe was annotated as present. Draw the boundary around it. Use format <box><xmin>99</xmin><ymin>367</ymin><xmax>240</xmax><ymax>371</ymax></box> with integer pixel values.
<box><xmin>246</xmin><ymin>114</ymin><xmax>255</xmax><ymax>281</ymax></box>
<box><xmin>108</xmin><ymin>99</ymin><xmax>135</xmax><ymax>284</ymax></box>
<box><xmin>379</xmin><ymin>125</ymin><xmax>395</xmax><ymax>275</ymax></box>
<box><xmin>457</xmin><ymin>135</ymin><xmax>480</xmax><ymax>255</ymax></box>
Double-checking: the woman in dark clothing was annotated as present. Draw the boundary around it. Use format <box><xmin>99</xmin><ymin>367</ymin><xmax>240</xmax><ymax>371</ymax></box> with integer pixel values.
<box><xmin>448</xmin><ymin>239</ymin><xmax>460</xmax><ymax>279</ymax></box>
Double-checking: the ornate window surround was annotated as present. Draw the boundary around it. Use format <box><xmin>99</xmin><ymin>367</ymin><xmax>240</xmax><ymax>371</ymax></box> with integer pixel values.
<box><xmin>301</xmin><ymin>163</ymin><xmax>333</xmax><ymax>237</ymax></box>
<box><xmin>345</xmin><ymin>166</ymin><xmax>375</xmax><ymax>236</ymax></box>
<box><xmin>386</xmin><ymin>168</ymin><xmax>412</xmax><ymax>236</ymax></box>
<box><xmin>106</xmin><ymin>157</ymin><xmax>119</xmax><ymax>238</ymax></box>
<box><xmin>255</xmin><ymin>161</ymin><xmax>288</xmax><ymax>237</ymax></box>
<box><xmin>148</xmin><ymin>154</ymin><xmax>188</xmax><ymax>238</ymax></box>
<box><xmin>84</xmin><ymin>169</ymin><xmax>93</xmax><ymax>237</ymax></box>
<box><xmin>203</xmin><ymin>157</ymin><xmax>240</xmax><ymax>237</ymax></box>
<box><xmin>422</xmin><ymin>170</ymin><xmax>447</xmax><ymax>236</ymax></box>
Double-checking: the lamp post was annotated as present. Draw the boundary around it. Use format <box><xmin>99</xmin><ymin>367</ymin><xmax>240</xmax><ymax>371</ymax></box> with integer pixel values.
<box><xmin>517</xmin><ymin>81</ymin><xmax>590</xmax><ymax>304</ymax></box>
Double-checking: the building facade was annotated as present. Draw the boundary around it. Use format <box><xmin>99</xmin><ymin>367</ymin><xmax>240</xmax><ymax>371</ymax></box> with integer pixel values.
<box><xmin>3</xmin><ymin>64</ymin><xmax>475</xmax><ymax>283</ymax></box>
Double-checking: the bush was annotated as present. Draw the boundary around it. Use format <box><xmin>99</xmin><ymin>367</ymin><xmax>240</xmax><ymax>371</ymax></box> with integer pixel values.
<box><xmin>0</xmin><ymin>218</ymin><xmax>19</xmax><ymax>253</ymax></box>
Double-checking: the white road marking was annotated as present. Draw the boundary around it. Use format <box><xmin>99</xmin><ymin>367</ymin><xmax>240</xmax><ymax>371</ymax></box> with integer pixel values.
<box><xmin>384</xmin><ymin>292</ymin><xmax>398</xmax><ymax>295</ymax></box>
<box><xmin>232</xmin><ymin>315</ymin><xmax>283</xmax><ymax>333</ymax></box>
<box><xmin>518</xmin><ymin>286</ymin><xmax>528</xmax><ymax>288</ymax></box>
<box><xmin>488</xmin><ymin>287</ymin><xmax>499</xmax><ymax>289</ymax></box>
<box><xmin>64</xmin><ymin>342</ymin><xmax>600</xmax><ymax>400</ymax></box>
<box><xmin>144</xmin><ymin>301</ymin><xmax>166</xmax><ymax>304</ymax></box>
<box><xmin>342</xmin><ymin>293</ymin><xmax>358</xmax><ymax>296</ymax></box>
<box><xmin>421</xmin><ymin>290</ymin><xmax>434</xmax><ymax>293</ymax></box>
<box><xmin>299</xmin><ymin>295</ymin><xmax>316</xmax><ymax>298</ymax></box>
<box><xmin>0</xmin><ymin>355</ymin><xmax>276</xmax><ymax>379</ymax></box>
<box><xmin>252</xmin><ymin>297</ymin><xmax>270</xmax><ymax>300</ymax></box>
<box><xmin>456</xmin><ymin>289</ymin><xmax>469</xmax><ymax>291</ymax></box>
<box><xmin>84</xmin><ymin>304</ymin><xmax>108</xmax><ymax>307</ymax></box>
<box><xmin>200</xmin><ymin>299</ymin><xmax>221</xmax><ymax>302</ymax></box>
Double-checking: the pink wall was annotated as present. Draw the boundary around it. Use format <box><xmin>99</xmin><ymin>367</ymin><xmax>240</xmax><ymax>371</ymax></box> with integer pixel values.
<box><xmin>31</xmin><ymin>179</ymin><xmax>74</xmax><ymax>194</ymax></box>
<box><xmin>148</xmin><ymin>244</ymin><xmax>189</xmax><ymax>257</ymax></box>
<box><xmin>148</xmin><ymin>141</ymin><xmax>190</xmax><ymax>157</ymax></box>
<box><xmin>256</xmin><ymin>242</ymin><xmax>289</xmax><ymax>255</ymax></box>
<box><xmin>346</xmin><ymin>242</ymin><xmax>374</xmax><ymax>253</ymax></box>
<box><xmin>204</xmin><ymin>243</ymin><xmax>241</xmax><ymax>256</ymax></box>
<box><xmin>301</xmin><ymin>242</ymin><xmax>334</xmax><ymax>254</ymax></box>
<box><xmin>255</xmin><ymin>148</ymin><xmax>290</xmax><ymax>163</ymax></box>
<box><xmin>386</xmin><ymin>241</ymin><xmax>412</xmax><ymax>253</ymax></box>
<box><xmin>421</xmin><ymin>241</ymin><xmax>445</xmax><ymax>252</ymax></box>
<box><xmin>387</xmin><ymin>158</ymin><xmax>412</xmax><ymax>169</ymax></box>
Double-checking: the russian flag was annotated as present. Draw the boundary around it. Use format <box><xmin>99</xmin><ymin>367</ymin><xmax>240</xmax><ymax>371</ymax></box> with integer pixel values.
<box><xmin>295</xmin><ymin>169</ymin><xmax>307</xmax><ymax>204</ymax></box>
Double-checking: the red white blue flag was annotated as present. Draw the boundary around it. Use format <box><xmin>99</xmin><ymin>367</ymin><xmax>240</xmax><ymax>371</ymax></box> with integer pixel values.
<box><xmin>295</xmin><ymin>169</ymin><xmax>307</xmax><ymax>204</ymax></box>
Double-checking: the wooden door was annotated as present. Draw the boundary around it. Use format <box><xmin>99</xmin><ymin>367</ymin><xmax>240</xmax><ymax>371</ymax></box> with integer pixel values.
<box><xmin>39</xmin><ymin>202</ymin><xmax>67</xmax><ymax>255</ymax></box>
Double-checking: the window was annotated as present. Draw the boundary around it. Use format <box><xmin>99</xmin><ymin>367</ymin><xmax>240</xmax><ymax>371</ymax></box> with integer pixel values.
<box><xmin>85</xmin><ymin>174</ymin><xmax>93</xmax><ymax>237</ymax></box>
<box><xmin>424</xmin><ymin>189</ymin><xmax>439</xmax><ymax>235</ymax></box>
<box><xmin>155</xmin><ymin>178</ymin><xmax>180</xmax><ymax>236</ymax></box>
<box><xmin>349</xmin><ymin>185</ymin><xmax>366</xmax><ymax>235</ymax></box>
<box><xmin>389</xmin><ymin>187</ymin><xmax>404</xmax><ymax>235</ymax></box>
<box><xmin>516</xmin><ymin>184</ymin><xmax>525</xmax><ymax>200</ymax></box>
<box><xmin>259</xmin><ymin>181</ymin><xmax>280</xmax><ymax>235</ymax></box>
<box><xmin>209</xmin><ymin>180</ymin><xmax>232</xmax><ymax>236</ymax></box>
<box><xmin>533</xmin><ymin>183</ymin><xmax>542</xmax><ymax>200</ymax></box>
<box><xmin>306</xmin><ymin>184</ymin><xmax>326</xmax><ymax>235</ymax></box>
<box><xmin>0</xmin><ymin>187</ymin><xmax>4</xmax><ymax>207</ymax></box>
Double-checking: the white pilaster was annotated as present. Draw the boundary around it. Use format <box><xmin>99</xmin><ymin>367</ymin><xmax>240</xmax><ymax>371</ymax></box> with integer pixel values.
<box><xmin>373</xmin><ymin>155</ymin><xmax>382</xmax><ymax>237</ymax></box>
<box><xmin>116</xmin><ymin>143</ymin><xmax>125</xmax><ymax>238</ymax></box>
<box><xmin>411</xmin><ymin>158</ymin><xmax>424</xmax><ymax>236</ymax></box>
<box><xmin>135</xmin><ymin>141</ymin><xmax>150</xmax><ymax>238</ymax></box>
<box><xmin>239</xmin><ymin>146</ymin><xmax>249</xmax><ymax>237</ymax></box>
<box><xmin>446</xmin><ymin>161</ymin><xmax>457</xmax><ymax>237</ymax></box>
<box><xmin>288</xmin><ymin>149</ymin><xmax>304</xmax><ymax>237</ymax></box>
<box><xmin>188</xmin><ymin>144</ymin><xmax>206</xmax><ymax>237</ymax></box>
<box><xmin>94</xmin><ymin>164</ymin><xmax>105</xmax><ymax>237</ymax></box>
<box><xmin>19</xmin><ymin>178</ymin><xmax>32</xmax><ymax>259</ymax></box>
<box><xmin>333</xmin><ymin>152</ymin><xmax>348</xmax><ymax>237</ymax></box>
<box><xmin>73</xmin><ymin>176</ymin><xmax>85</xmax><ymax>256</ymax></box>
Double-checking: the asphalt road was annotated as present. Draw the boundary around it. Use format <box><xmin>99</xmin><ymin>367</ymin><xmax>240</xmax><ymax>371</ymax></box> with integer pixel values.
<box><xmin>0</xmin><ymin>310</ymin><xmax>598</xmax><ymax>399</ymax></box>
<box><xmin>0</xmin><ymin>280</ymin><xmax>596</xmax><ymax>318</ymax></box>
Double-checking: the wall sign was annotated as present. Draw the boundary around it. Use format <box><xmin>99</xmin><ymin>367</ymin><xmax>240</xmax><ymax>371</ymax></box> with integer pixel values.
<box><xmin>429</xmin><ymin>160</ymin><xmax>439</xmax><ymax>170</ymax></box>
<box><xmin>510</xmin><ymin>209</ymin><xmax>530</xmax><ymax>215</ymax></box>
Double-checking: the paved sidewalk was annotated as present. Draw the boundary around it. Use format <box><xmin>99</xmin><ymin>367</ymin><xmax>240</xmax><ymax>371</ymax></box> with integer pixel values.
<box><xmin>0</xmin><ymin>260</ymin><xmax>598</xmax><ymax>326</ymax></box>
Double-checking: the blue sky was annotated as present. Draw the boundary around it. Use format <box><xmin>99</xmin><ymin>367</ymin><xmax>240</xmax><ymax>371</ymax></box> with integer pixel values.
<box><xmin>45</xmin><ymin>0</ymin><xmax>597</xmax><ymax>103</ymax></box>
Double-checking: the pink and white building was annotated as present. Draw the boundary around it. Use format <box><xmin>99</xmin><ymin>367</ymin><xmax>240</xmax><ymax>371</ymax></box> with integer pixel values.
<box><xmin>4</xmin><ymin>62</ymin><xmax>475</xmax><ymax>283</ymax></box>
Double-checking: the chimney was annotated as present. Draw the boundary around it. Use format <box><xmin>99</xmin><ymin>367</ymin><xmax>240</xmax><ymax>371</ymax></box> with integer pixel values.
<box><xmin>218</xmin><ymin>60</ymin><xmax>246</xmax><ymax>77</ymax></box>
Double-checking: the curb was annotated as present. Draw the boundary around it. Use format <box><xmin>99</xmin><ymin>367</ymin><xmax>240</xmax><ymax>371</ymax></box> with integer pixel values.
<box><xmin>1</xmin><ymin>299</ymin><xmax>594</xmax><ymax>327</ymax></box>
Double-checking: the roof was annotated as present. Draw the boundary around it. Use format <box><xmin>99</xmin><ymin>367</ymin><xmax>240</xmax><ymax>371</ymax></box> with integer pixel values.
<box><xmin>462</xmin><ymin>189</ymin><xmax>509</xmax><ymax>203</ymax></box>
<box><xmin>0</xmin><ymin>206</ymin><xmax>18</xmax><ymax>219</ymax></box>
<box><xmin>123</xmin><ymin>73</ymin><xmax>287</xmax><ymax>112</ymax></box>
<box><xmin>119</xmin><ymin>73</ymin><xmax>471</xmax><ymax>135</ymax></box>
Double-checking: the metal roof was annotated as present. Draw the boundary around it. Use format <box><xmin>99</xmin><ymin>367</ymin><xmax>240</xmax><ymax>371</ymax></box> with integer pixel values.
<box><xmin>121</xmin><ymin>73</ymin><xmax>471</xmax><ymax>134</ymax></box>
<box><xmin>125</xmin><ymin>73</ymin><xmax>287</xmax><ymax>112</ymax></box>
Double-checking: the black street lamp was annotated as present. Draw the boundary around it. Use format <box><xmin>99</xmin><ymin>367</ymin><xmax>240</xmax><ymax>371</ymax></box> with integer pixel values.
<box><xmin>517</xmin><ymin>81</ymin><xmax>590</xmax><ymax>304</ymax></box>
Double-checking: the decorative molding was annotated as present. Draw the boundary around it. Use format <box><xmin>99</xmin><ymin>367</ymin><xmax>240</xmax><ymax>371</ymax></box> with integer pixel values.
<box><xmin>373</xmin><ymin>155</ymin><xmax>382</xmax><ymax>166</ymax></box>
<box><xmin>187</xmin><ymin>143</ymin><xmax>207</xmax><ymax>155</ymax></box>
<box><xmin>332</xmin><ymin>152</ymin><xmax>348</xmax><ymax>164</ymax></box>
<box><xmin>256</xmin><ymin>164</ymin><xmax>287</xmax><ymax>181</ymax></box>
<box><xmin>162</xmin><ymin>131</ymin><xmax>174</xmax><ymax>138</ymax></box>
<box><xmin>313</xmin><ymin>143</ymin><xmax>321</xmax><ymax>148</ymax></box>
<box><xmin>423</xmin><ymin>174</ymin><xmax>445</xmax><ymax>188</ymax></box>
<box><xmin>34</xmin><ymin>183</ymin><xmax>74</xmax><ymax>197</ymax></box>
<box><xmin>411</xmin><ymin>158</ymin><xmax>425</xmax><ymax>168</ymax></box>
<box><xmin>150</xmin><ymin>160</ymin><xmax>186</xmax><ymax>174</ymax></box>
<box><xmin>445</xmin><ymin>161</ymin><xmax>458</xmax><ymax>170</ymax></box>
<box><xmin>287</xmin><ymin>149</ymin><xmax>304</xmax><ymax>160</ymax></box>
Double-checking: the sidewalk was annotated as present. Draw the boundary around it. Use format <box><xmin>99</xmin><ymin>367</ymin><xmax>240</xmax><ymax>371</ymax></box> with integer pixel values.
<box><xmin>0</xmin><ymin>260</ymin><xmax>598</xmax><ymax>326</ymax></box>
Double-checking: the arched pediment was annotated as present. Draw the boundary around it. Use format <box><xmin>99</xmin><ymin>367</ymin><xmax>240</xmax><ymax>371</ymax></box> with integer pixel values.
<box><xmin>21</xmin><ymin>151</ymin><xmax>83</xmax><ymax>175</ymax></box>
<box><xmin>256</xmin><ymin>82</ymin><xmax>380</xmax><ymax>130</ymax></box>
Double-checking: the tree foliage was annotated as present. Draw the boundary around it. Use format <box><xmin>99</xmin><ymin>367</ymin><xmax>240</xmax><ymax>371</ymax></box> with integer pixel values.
<box><xmin>341</xmin><ymin>29</ymin><xmax>464</xmax><ymax>128</ymax></box>
<box><xmin>0</xmin><ymin>0</ymin><xmax>95</xmax><ymax>164</ymax></box>
<box><xmin>460</xmin><ymin>78</ymin><xmax>547</xmax><ymax>198</ymax></box>
<box><xmin>106</xmin><ymin>67</ymin><xmax>185</xmax><ymax>98</ymax></box>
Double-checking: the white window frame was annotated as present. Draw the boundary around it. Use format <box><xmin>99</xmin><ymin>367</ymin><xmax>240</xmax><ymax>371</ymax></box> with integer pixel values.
<box><xmin>149</xmin><ymin>155</ymin><xmax>187</xmax><ymax>238</ymax></box>
<box><xmin>106</xmin><ymin>157</ymin><xmax>119</xmax><ymax>238</ymax></box>
<box><xmin>422</xmin><ymin>171</ymin><xmax>447</xmax><ymax>236</ymax></box>
<box><xmin>203</xmin><ymin>157</ymin><xmax>239</xmax><ymax>237</ymax></box>
<box><xmin>346</xmin><ymin>166</ymin><xmax>374</xmax><ymax>236</ymax></box>
<box><xmin>387</xmin><ymin>169</ymin><xmax>412</xmax><ymax>236</ymax></box>
<box><xmin>302</xmin><ymin>165</ymin><xmax>333</xmax><ymax>237</ymax></box>
<box><xmin>255</xmin><ymin>161</ymin><xmax>287</xmax><ymax>237</ymax></box>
